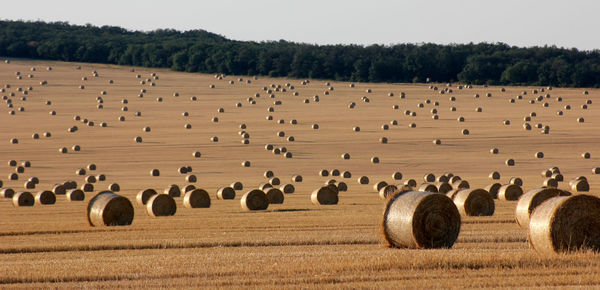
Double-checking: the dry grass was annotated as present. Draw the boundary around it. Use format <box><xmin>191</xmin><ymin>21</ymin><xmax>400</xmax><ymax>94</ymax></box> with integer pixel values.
<box><xmin>1</xmin><ymin>59</ymin><xmax>600</xmax><ymax>287</ymax></box>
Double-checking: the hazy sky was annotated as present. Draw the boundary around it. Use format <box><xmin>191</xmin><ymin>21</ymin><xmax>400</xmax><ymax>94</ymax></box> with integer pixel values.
<box><xmin>3</xmin><ymin>0</ymin><xmax>599</xmax><ymax>50</ymax></box>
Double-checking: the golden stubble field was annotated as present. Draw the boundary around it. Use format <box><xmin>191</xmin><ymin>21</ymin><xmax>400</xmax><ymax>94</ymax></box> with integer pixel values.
<box><xmin>1</xmin><ymin>59</ymin><xmax>600</xmax><ymax>288</ymax></box>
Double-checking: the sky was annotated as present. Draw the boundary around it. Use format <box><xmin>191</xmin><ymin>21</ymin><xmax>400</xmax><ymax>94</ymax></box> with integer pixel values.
<box><xmin>3</xmin><ymin>0</ymin><xmax>599</xmax><ymax>50</ymax></box>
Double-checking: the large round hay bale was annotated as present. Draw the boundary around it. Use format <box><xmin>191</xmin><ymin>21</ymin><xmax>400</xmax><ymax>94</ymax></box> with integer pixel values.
<box><xmin>497</xmin><ymin>184</ymin><xmax>523</xmax><ymax>201</ymax></box>
<box><xmin>87</xmin><ymin>191</ymin><xmax>134</xmax><ymax>226</ymax></box>
<box><xmin>137</xmin><ymin>189</ymin><xmax>157</xmax><ymax>206</ymax></box>
<box><xmin>1</xmin><ymin>188</ymin><xmax>15</xmax><ymax>198</ymax></box>
<box><xmin>484</xmin><ymin>183</ymin><xmax>502</xmax><ymax>199</ymax></box>
<box><xmin>529</xmin><ymin>195</ymin><xmax>600</xmax><ymax>254</ymax></box>
<box><xmin>452</xmin><ymin>189</ymin><xmax>494</xmax><ymax>216</ymax></box>
<box><xmin>311</xmin><ymin>186</ymin><xmax>339</xmax><ymax>205</ymax></box>
<box><xmin>164</xmin><ymin>184</ymin><xmax>181</xmax><ymax>197</ymax></box>
<box><xmin>265</xmin><ymin>188</ymin><xmax>284</xmax><ymax>204</ymax></box>
<box><xmin>146</xmin><ymin>194</ymin><xmax>176</xmax><ymax>217</ymax></box>
<box><xmin>217</xmin><ymin>187</ymin><xmax>236</xmax><ymax>200</ymax></box>
<box><xmin>13</xmin><ymin>191</ymin><xmax>34</xmax><ymax>206</ymax></box>
<box><xmin>515</xmin><ymin>188</ymin><xmax>571</xmax><ymax>228</ymax></box>
<box><xmin>35</xmin><ymin>190</ymin><xmax>56</xmax><ymax>205</ymax></box>
<box><xmin>379</xmin><ymin>184</ymin><xmax>398</xmax><ymax>200</ymax></box>
<box><xmin>381</xmin><ymin>191</ymin><xmax>461</xmax><ymax>249</ymax></box>
<box><xmin>183</xmin><ymin>189</ymin><xmax>211</xmax><ymax>208</ymax></box>
<box><xmin>418</xmin><ymin>183</ymin><xmax>438</xmax><ymax>193</ymax></box>
<box><xmin>66</xmin><ymin>189</ymin><xmax>85</xmax><ymax>201</ymax></box>
<box><xmin>240</xmin><ymin>189</ymin><xmax>268</xmax><ymax>211</ymax></box>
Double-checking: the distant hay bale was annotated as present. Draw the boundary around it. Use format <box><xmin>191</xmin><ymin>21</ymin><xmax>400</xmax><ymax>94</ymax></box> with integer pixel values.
<box><xmin>436</xmin><ymin>182</ymin><xmax>453</xmax><ymax>194</ymax></box>
<box><xmin>66</xmin><ymin>189</ymin><xmax>85</xmax><ymax>201</ymax></box>
<box><xmin>183</xmin><ymin>188</ymin><xmax>211</xmax><ymax>208</ymax></box>
<box><xmin>379</xmin><ymin>185</ymin><xmax>398</xmax><ymax>200</ymax></box>
<box><xmin>358</xmin><ymin>176</ymin><xmax>370</xmax><ymax>185</ymax></box>
<box><xmin>423</xmin><ymin>173</ymin><xmax>435</xmax><ymax>183</ymax></box>
<box><xmin>461</xmin><ymin>129</ymin><xmax>469</xmax><ymax>135</ymax></box>
<box><xmin>164</xmin><ymin>184</ymin><xmax>181</xmax><ymax>197</ymax></box>
<box><xmin>381</xmin><ymin>191</ymin><xmax>460</xmax><ymax>248</ymax></box>
<box><xmin>291</xmin><ymin>174</ymin><xmax>303</xmax><ymax>182</ymax></box>
<box><xmin>342</xmin><ymin>171</ymin><xmax>352</xmax><ymax>178</ymax></box>
<box><xmin>582</xmin><ymin>152</ymin><xmax>591</xmax><ymax>159</ymax></box>
<box><xmin>371</xmin><ymin>157</ymin><xmax>380</xmax><ymax>163</ymax></box>
<box><xmin>319</xmin><ymin>169</ymin><xmax>329</xmax><ymax>177</ymax></box>
<box><xmin>35</xmin><ymin>190</ymin><xmax>56</xmax><ymax>205</ymax></box>
<box><xmin>108</xmin><ymin>183</ymin><xmax>120</xmax><ymax>192</ymax></box>
<box><xmin>240</xmin><ymin>189</ymin><xmax>269</xmax><ymax>211</ymax></box>
<box><xmin>331</xmin><ymin>169</ymin><xmax>341</xmax><ymax>176</ymax></box>
<box><xmin>341</xmin><ymin>153</ymin><xmax>351</xmax><ymax>159</ymax></box>
<box><xmin>311</xmin><ymin>186</ymin><xmax>338</xmax><ymax>205</ymax></box>
<box><xmin>334</xmin><ymin>182</ymin><xmax>347</xmax><ymax>192</ymax></box>
<box><xmin>373</xmin><ymin>181</ymin><xmax>388</xmax><ymax>192</ymax></box>
<box><xmin>146</xmin><ymin>194</ymin><xmax>177</xmax><ymax>217</ymax></box>
<box><xmin>264</xmin><ymin>170</ymin><xmax>274</xmax><ymax>178</ymax></box>
<box><xmin>404</xmin><ymin>179</ymin><xmax>417</xmax><ymax>187</ymax></box>
<box><xmin>505</xmin><ymin>159</ymin><xmax>515</xmax><ymax>166</ymax></box>
<box><xmin>593</xmin><ymin>167</ymin><xmax>600</xmax><ymax>174</ymax></box>
<box><xmin>53</xmin><ymin>184</ymin><xmax>67</xmax><ymax>195</ymax></box>
<box><xmin>230</xmin><ymin>181</ymin><xmax>243</xmax><ymax>190</ymax></box>
<box><xmin>392</xmin><ymin>172</ymin><xmax>403</xmax><ymax>180</ymax></box>
<box><xmin>279</xmin><ymin>183</ymin><xmax>295</xmax><ymax>194</ymax></box>
<box><xmin>258</xmin><ymin>182</ymin><xmax>272</xmax><ymax>191</ymax></box>
<box><xmin>241</xmin><ymin>161</ymin><xmax>251</xmax><ymax>167</ymax></box>
<box><xmin>81</xmin><ymin>183</ymin><xmax>94</xmax><ymax>192</ymax></box>
<box><xmin>542</xmin><ymin>178</ymin><xmax>558</xmax><ymax>188</ymax></box>
<box><xmin>510</xmin><ymin>177</ymin><xmax>523</xmax><ymax>186</ymax></box>
<box><xmin>529</xmin><ymin>194</ymin><xmax>600</xmax><ymax>254</ymax></box>
<box><xmin>489</xmin><ymin>171</ymin><xmax>500</xmax><ymax>180</ymax></box>
<box><xmin>569</xmin><ymin>178</ymin><xmax>589</xmax><ymax>192</ymax></box>
<box><xmin>452</xmin><ymin>179</ymin><xmax>469</xmax><ymax>190</ymax></box>
<box><xmin>265</xmin><ymin>188</ymin><xmax>284</xmax><ymax>204</ymax></box>
<box><xmin>515</xmin><ymin>187</ymin><xmax>571</xmax><ymax>228</ymax></box>
<box><xmin>418</xmin><ymin>183</ymin><xmax>438</xmax><ymax>193</ymax></box>
<box><xmin>1</xmin><ymin>188</ymin><xmax>15</xmax><ymax>198</ymax></box>
<box><xmin>497</xmin><ymin>184</ymin><xmax>523</xmax><ymax>201</ymax></box>
<box><xmin>137</xmin><ymin>189</ymin><xmax>158</xmax><ymax>206</ymax></box>
<box><xmin>268</xmin><ymin>177</ymin><xmax>280</xmax><ymax>185</ymax></box>
<box><xmin>490</xmin><ymin>148</ymin><xmax>499</xmax><ymax>154</ymax></box>
<box><xmin>150</xmin><ymin>169</ymin><xmax>160</xmax><ymax>176</ymax></box>
<box><xmin>13</xmin><ymin>191</ymin><xmax>34</xmax><ymax>207</ymax></box>
<box><xmin>87</xmin><ymin>191</ymin><xmax>134</xmax><ymax>226</ymax></box>
<box><xmin>484</xmin><ymin>183</ymin><xmax>502</xmax><ymax>199</ymax></box>
<box><xmin>186</xmin><ymin>175</ymin><xmax>197</xmax><ymax>183</ymax></box>
<box><xmin>452</xmin><ymin>189</ymin><xmax>494</xmax><ymax>216</ymax></box>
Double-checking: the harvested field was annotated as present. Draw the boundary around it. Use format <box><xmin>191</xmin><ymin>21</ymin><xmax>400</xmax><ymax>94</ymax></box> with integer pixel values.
<box><xmin>1</xmin><ymin>59</ymin><xmax>600</xmax><ymax>287</ymax></box>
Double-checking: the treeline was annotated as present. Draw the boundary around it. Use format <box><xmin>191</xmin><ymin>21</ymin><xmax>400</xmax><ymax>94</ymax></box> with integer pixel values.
<box><xmin>2</xmin><ymin>20</ymin><xmax>600</xmax><ymax>87</ymax></box>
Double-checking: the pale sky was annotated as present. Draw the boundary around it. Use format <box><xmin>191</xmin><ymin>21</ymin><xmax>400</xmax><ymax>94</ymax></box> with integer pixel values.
<box><xmin>3</xmin><ymin>0</ymin><xmax>599</xmax><ymax>50</ymax></box>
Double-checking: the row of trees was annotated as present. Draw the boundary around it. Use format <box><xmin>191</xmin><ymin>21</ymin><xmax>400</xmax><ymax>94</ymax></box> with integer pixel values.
<box><xmin>2</xmin><ymin>20</ymin><xmax>600</xmax><ymax>87</ymax></box>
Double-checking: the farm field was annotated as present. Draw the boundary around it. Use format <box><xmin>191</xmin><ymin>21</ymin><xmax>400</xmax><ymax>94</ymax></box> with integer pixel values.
<box><xmin>1</xmin><ymin>59</ymin><xmax>600</xmax><ymax>288</ymax></box>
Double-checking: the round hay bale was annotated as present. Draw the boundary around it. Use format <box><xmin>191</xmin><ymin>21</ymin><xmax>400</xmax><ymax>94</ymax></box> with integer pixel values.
<box><xmin>217</xmin><ymin>187</ymin><xmax>236</xmax><ymax>200</ymax></box>
<box><xmin>551</xmin><ymin>173</ymin><xmax>564</xmax><ymax>182</ymax></box>
<box><xmin>185</xmin><ymin>175</ymin><xmax>197</xmax><ymax>183</ymax></box>
<box><xmin>137</xmin><ymin>189</ymin><xmax>158</xmax><ymax>206</ymax></box>
<box><xmin>358</xmin><ymin>176</ymin><xmax>370</xmax><ymax>185</ymax></box>
<box><xmin>87</xmin><ymin>191</ymin><xmax>134</xmax><ymax>226</ymax></box>
<box><xmin>392</xmin><ymin>172</ymin><xmax>403</xmax><ymax>180</ymax></box>
<box><xmin>334</xmin><ymin>182</ymin><xmax>347</xmax><ymax>192</ymax></box>
<box><xmin>53</xmin><ymin>184</ymin><xmax>67</xmax><ymax>195</ymax></box>
<box><xmin>490</xmin><ymin>148</ymin><xmax>499</xmax><ymax>154</ymax></box>
<box><xmin>593</xmin><ymin>167</ymin><xmax>600</xmax><ymax>174</ymax></box>
<box><xmin>379</xmin><ymin>185</ymin><xmax>398</xmax><ymax>200</ymax></box>
<box><xmin>476</xmin><ymin>183</ymin><xmax>496</xmax><ymax>200</ymax></box>
<box><xmin>85</xmin><ymin>175</ymin><xmax>96</xmax><ymax>183</ymax></box>
<box><xmin>497</xmin><ymin>184</ymin><xmax>523</xmax><ymax>201</ymax></box>
<box><xmin>66</xmin><ymin>189</ymin><xmax>85</xmax><ymax>201</ymax></box>
<box><xmin>418</xmin><ymin>183</ymin><xmax>438</xmax><ymax>193</ymax></box>
<box><xmin>529</xmin><ymin>194</ymin><xmax>600</xmax><ymax>254</ymax></box>
<box><xmin>164</xmin><ymin>184</ymin><xmax>181</xmax><ymax>197</ymax></box>
<box><xmin>108</xmin><ymin>183</ymin><xmax>120</xmax><ymax>192</ymax></box>
<box><xmin>231</xmin><ymin>181</ymin><xmax>243</xmax><ymax>190</ymax></box>
<box><xmin>404</xmin><ymin>179</ymin><xmax>417</xmax><ymax>187</ymax></box>
<box><xmin>516</xmin><ymin>188</ymin><xmax>571</xmax><ymax>228</ymax></box>
<box><xmin>269</xmin><ymin>177</ymin><xmax>280</xmax><ymax>186</ymax></box>
<box><xmin>452</xmin><ymin>180</ymin><xmax>470</xmax><ymax>190</ymax></box>
<box><xmin>374</xmin><ymin>181</ymin><xmax>388</xmax><ymax>192</ymax></box>
<box><xmin>146</xmin><ymin>194</ymin><xmax>176</xmax><ymax>217</ymax></box>
<box><xmin>542</xmin><ymin>178</ymin><xmax>558</xmax><ymax>188</ymax></box>
<box><xmin>510</xmin><ymin>177</ymin><xmax>523</xmax><ymax>186</ymax></box>
<box><xmin>381</xmin><ymin>191</ymin><xmax>460</xmax><ymax>248</ymax></box>
<box><xmin>436</xmin><ymin>182</ymin><xmax>453</xmax><ymax>194</ymax></box>
<box><xmin>241</xmin><ymin>161</ymin><xmax>250</xmax><ymax>167</ymax></box>
<box><xmin>150</xmin><ymin>169</ymin><xmax>160</xmax><ymax>176</ymax></box>
<box><xmin>506</xmin><ymin>159</ymin><xmax>515</xmax><ymax>166</ymax></box>
<box><xmin>264</xmin><ymin>170</ymin><xmax>274</xmax><ymax>178</ymax></box>
<box><xmin>423</xmin><ymin>173</ymin><xmax>435</xmax><ymax>183</ymax></box>
<box><xmin>489</xmin><ymin>171</ymin><xmax>500</xmax><ymax>180</ymax></box>
<box><xmin>240</xmin><ymin>189</ymin><xmax>268</xmax><ymax>211</ymax></box>
<box><xmin>35</xmin><ymin>190</ymin><xmax>56</xmax><ymax>205</ymax></box>
<box><xmin>452</xmin><ymin>189</ymin><xmax>494</xmax><ymax>216</ymax></box>
<box><xmin>582</xmin><ymin>152</ymin><xmax>591</xmax><ymax>159</ymax></box>
<box><xmin>331</xmin><ymin>169</ymin><xmax>341</xmax><ymax>176</ymax></box>
<box><xmin>183</xmin><ymin>188</ymin><xmax>211</xmax><ymax>208</ymax></box>
<box><xmin>341</xmin><ymin>153</ymin><xmax>351</xmax><ymax>159</ymax></box>
<box><xmin>319</xmin><ymin>169</ymin><xmax>329</xmax><ymax>177</ymax></box>
<box><xmin>280</xmin><ymin>184</ymin><xmax>295</xmax><ymax>194</ymax></box>
<box><xmin>182</xmin><ymin>185</ymin><xmax>195</xmax><ymax>193</ymax></box>
<box><xmin>570</xmin><ymin>179</ymin><xmax>590</xmax><ymax>192</ymax></box>
<box><xmin>291</xmin><ymin>174</ymin><xmax>303</xmax><ymax>182</ymax></box>
<box><xmin>24</xmin><ymin>181</ymin><xmax>35</xmax><ymax>189</ymax></box>
<box><xmin>0</xmin><ymin>188</ymin><xmax>14</xmax><ymax>198</ymax></box>
<box><xmin>535</xmin><ymin>152</ymin><xmax>544</xmax><ymax>158</ymax></box>
<box><xmin>81</xmin><ymin>183</ymin><xmax>94</xmax><ymax>192</ymax></box>
<box><xmin>13</xmin><ymin>191</ymin><xmax>34</xmax><ymax>206</ymax></box>
<box><xmin>265</xmin><ymin>188</ymin><xmax>284</xmax><ymax>204</ymax></box>
<box><xmin>311</xmin><ymin>186</ymin><xmax>338</xmax><ymax>205</ymax></box>
<box><xmin>372</xmin><ymin>157</ymin><xmax>381</xmax><ymax>164</ymax></box>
